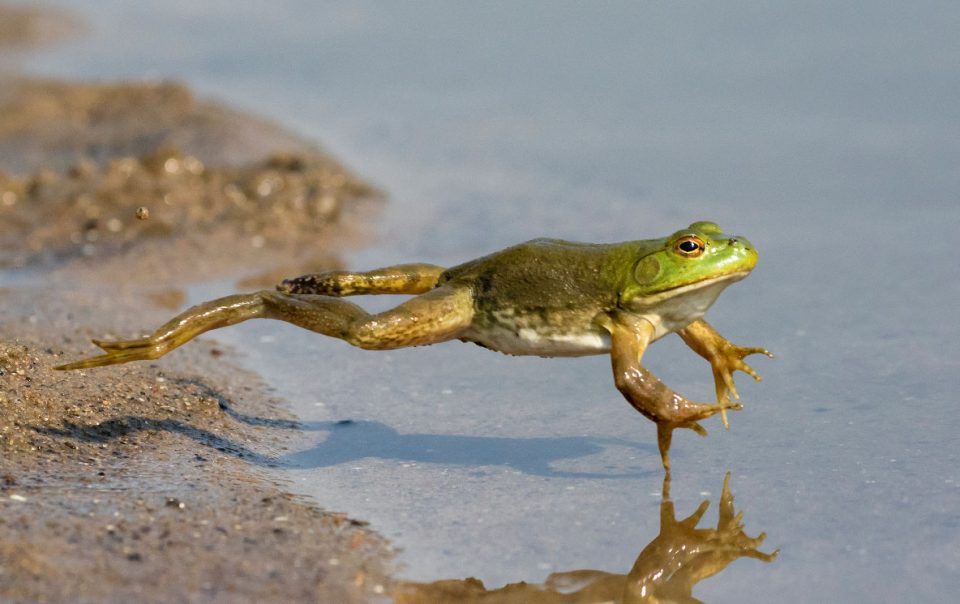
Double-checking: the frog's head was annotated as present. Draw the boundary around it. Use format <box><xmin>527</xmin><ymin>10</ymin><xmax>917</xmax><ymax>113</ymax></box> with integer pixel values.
<box><xmin>620</xmin><ymin>221</ymin><xmax>757</xmax><ymax>318</ymax></box>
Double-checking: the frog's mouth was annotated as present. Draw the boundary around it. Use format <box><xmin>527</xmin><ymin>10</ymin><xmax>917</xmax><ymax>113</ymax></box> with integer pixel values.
<box><xmin>641</xmin><ymin>270</ymin><xmax>752</xmax><ymax>304</ymax></box>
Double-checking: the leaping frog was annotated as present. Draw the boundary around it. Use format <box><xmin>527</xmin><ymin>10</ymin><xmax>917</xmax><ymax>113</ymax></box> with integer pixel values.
<box><xmin>57</xmin><ymin>221</ymin><xmax>771</xmax><ymax>469</ymax></box>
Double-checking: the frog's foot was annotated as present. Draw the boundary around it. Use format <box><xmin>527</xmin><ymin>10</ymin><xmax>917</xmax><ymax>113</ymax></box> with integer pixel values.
<box><xmin>708</xmin><ymin>343</ymin><xmax>772</xmax><ymax>429</ymax></box>
<box><xmin>678</xmin><ymin>320</ymin><xmax>773</xmax><ymax>429</ymax></box>
<box><xmin>55</xmin><ymin>343</ymin><xmax>167</xmax><ymax>370</ymax></box>
<box><xmin>55</xmin><ymin>293</ymin><xmax>268</xmax><ymax>370</ymax></box>
<box><xmin>655</xmin><ymin>400</ymin><xmax>742</xmax><ymax>470</ymax></box>
<box><xmin>710</xmin><ymin>344</ymin><xmax>773</xmax><ymax>401</ymax></box>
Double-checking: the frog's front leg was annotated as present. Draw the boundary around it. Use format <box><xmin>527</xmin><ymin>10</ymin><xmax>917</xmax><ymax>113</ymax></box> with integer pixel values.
<box><xmin>278</xmin><ymin>263</ymin><xmax>446</xmax><ymax>296</ymax></box>
<box><xmin>678</xmin><ymin>319</ymin><xmax>773</xmax><ymax>428</ymax></box>
<box><xmin>55</xmin><ymin>286</ymin><xmax>474</xmax><ymax>370</ymax></box>
<box><xmin>607</xmin><ymin>311</ymin><xmax>741</xmax><ymax>471</ymax></box>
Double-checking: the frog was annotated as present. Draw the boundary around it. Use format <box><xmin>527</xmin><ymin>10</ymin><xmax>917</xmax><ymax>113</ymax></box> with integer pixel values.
<box><xmin>56</xmin><ymin>221</ymin><xmax>771</xmax><ymax>470</ymax></box>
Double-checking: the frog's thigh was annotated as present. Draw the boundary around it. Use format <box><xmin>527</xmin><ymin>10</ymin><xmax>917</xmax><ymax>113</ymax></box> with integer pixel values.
<box><xmin>264</xmin><ymin>285</ymin><xmax>474</xmax><ymax>349</ymax></box>
<box><xmin>278</xmin><ymin>263</ymin><xmax>447</xmax><ymax>296</ymax></box>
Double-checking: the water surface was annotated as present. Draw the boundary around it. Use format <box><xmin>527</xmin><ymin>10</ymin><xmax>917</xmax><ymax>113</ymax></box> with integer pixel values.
<box><xmin>22</xmin><ymin>2</ymin><xmax>960</xmax><ymax>601</ymax></box>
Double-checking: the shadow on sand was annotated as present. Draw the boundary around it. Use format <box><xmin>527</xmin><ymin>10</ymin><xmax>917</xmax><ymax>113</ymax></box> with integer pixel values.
<box><xmin>36</xmin><ymin>394</ymin><xmax>659</xmax><ymax>478</ymax></box>
<box><xmin>279</xmin><ymin>419</ymin><xmax>659</xmax><ymax>479</ymax></box>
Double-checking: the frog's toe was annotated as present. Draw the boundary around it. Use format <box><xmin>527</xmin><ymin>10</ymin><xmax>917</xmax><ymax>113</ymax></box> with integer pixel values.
<box><xmin>707</xmin><ymin>396</ymin><xmax>744</xmax><ymax>429</ymax></box>
<box><xmin>736</xmin><ymin>353</ymin><xmax>761</xmax><ymax>375</ymax></box>
<box><xmin>57</xmin><ymin>335</ymin><xmax>171</xmax><ymax>369</ymax></box>
<box><xmin>679</xmin><ymin>499</ymin><xmax>712</xmax><ymax>528</ymax></box>
<box><xmin>724</xmin><ymin>400</ymin><xmax>744</xmax><ymax>412</ymax></box>
<box><xmin>92</xmin><ymin>336</ymin><xmax>152</xmax><ymax>352</ymax></box>
<box><xmin>689</xmin><ymin>400</ymin><xmax>741</xmax><ymax>423</ymax></box>
<box><xmin>54</xmin><ymin>345</ymin><xmax>163</xmax><ymax>370</ymax></box>
<box><xmin>715</xmin><ymin>367</ymin><xmax>740</xmax><ymax>400</ymax></box>
<box><xmin>734</xmin><ymin>347</ymin><xmax>773</xmax><ymax>379</ymax></box>
<box><xmin>749</xmin><ymin>546</ymin><xmax>781</xmax><ymax>563</ymax></box>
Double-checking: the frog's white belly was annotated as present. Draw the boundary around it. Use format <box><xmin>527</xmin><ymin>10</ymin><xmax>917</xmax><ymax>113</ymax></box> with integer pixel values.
<box><xmin>462</xmin><ymin>324</ymin><xmax>612</xmax><ymax>357</ymax></box>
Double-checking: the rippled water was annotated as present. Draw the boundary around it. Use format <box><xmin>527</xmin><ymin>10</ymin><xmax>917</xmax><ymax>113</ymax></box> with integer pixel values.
<box><xmin>23</xmin><ymin>2</ymin><xmax>960</xmax><ymax>601</ymax></box>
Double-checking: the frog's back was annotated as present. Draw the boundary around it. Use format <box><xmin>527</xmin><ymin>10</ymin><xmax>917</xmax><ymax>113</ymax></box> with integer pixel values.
<box><xmin>438</xmin><ymin>239</ymin><xmax>635</xmax><ymax>357</ymax></box>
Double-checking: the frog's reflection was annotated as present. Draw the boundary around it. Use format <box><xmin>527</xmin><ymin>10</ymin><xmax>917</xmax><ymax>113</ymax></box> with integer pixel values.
<box><xmin>394</xmin><ymin>472</ymin><xmax>777</xmax><ymax>603</ymax></box>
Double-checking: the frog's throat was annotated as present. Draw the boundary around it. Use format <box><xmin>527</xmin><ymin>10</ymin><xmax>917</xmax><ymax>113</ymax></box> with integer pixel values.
<box><xmin>630</xmin><ymin>270</ymin><xmax>751</xmax><ymax>307</ymax></box>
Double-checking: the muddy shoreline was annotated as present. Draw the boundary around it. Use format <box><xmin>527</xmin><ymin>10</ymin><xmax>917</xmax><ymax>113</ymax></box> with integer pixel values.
<box><xmin>0</xmin><ymin>289</ymin><xmax>395</xmax><ymax>602</ymax></box>
<box><xmin>0</xmin><ymin>6</ymin><xmax>396</xmax><ymax>601</ymax></box>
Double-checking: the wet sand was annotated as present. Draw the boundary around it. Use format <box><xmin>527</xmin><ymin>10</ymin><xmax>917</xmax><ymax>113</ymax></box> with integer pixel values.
<box><xmin>0</xmin><ymin>6</ymin><xmax>394</xmax><ymax>601</ymax></box>
<box><xmin>0</xmin><ymin>290</ymin><xmax>394</xmax><ymax>602</ymax></box>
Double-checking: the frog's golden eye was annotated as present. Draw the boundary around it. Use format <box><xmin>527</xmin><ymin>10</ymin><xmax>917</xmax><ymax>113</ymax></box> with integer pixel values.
<box><xmin>673</xmin><ymin>236</ymin><xmax>705</xmax><ymax>257</ymax></box>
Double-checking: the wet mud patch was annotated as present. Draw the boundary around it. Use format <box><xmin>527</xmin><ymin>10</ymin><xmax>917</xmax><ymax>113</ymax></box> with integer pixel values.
<box><xmin>0</xmin><ymin>78</ymin><xmax>382</xmax><ymax>282</ymax></box>
<box><xmin>0</xmin><ymin>77</ymin><xmax>359</xmax><ymax>175</ymax></box>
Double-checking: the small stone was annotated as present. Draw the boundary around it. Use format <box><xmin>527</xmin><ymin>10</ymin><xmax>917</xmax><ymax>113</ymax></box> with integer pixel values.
<box><xmin>165</xmin><ymin>497</ymin><xmax>185</xmax><ymax>509</ymax></box>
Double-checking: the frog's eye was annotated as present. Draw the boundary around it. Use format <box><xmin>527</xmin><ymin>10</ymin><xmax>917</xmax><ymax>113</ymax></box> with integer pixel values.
<box><xmin>673</xmin><ymin>236</ymin><xmax>705</xmax><ymax>257</ymax></box>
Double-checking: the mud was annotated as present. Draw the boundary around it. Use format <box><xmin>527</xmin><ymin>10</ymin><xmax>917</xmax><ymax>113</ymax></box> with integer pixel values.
<box><xmin>0</xmin><ymin>3</ymin><xmax>79</xmax><ymax>50</ymax></box>
<box><xmin>0</xmin><ymin>78</ymin><xmax>382</xmax><ymax>282</ymax></box>
<box><xmin>0</xmin><ymin>5</ymin><xmax>396</xmax><ymax>602</ymax></box>
<box><xmin>0</xmin><ymin>290</ymin><xmax>394</xmax><ymax>603</ymax></box>
<box><xmin>0</xmin><ymin>76</ymin><xmax>355</xmax><ymax>175</ymax></box>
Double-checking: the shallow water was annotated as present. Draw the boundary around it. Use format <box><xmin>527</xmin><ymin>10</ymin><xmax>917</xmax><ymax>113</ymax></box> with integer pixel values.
<box><xmin>22</xmin><ymin>1</ymin><xmax>960</xmax><ymax>601</ymax></box>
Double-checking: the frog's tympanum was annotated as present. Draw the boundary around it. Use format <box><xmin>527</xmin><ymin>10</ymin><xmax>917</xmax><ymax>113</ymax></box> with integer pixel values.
<box><xmin>57</xmin><ymin>221</ymin><xmax>771</xmax><ymax>468</ymax></box>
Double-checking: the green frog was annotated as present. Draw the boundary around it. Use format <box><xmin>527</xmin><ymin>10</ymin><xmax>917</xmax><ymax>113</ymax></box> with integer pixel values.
<box><xmin>56</xmin><ymin>221</ymin><xmax>771</xmax><ymax>469</ymax></box>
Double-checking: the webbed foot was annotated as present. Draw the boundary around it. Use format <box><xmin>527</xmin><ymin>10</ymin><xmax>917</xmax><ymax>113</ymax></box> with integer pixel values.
<box><xmin>678</xmin><ymin>319</ymin><xmax>773</xmax><ymax>428</ymax></box>
<box><xmin>55</xmin><ymin>340</ymin><xmax>165</xmax><ymax>370</ymax></box>
<box><xmin>55</xmin><ymin>293</ymin><xmax>268</xmax><ymax>370</ymax></box>
<box><xmin>656</xmin><ymin>399</ymin><xmax>742</xmax><ymax>470</ymax></box>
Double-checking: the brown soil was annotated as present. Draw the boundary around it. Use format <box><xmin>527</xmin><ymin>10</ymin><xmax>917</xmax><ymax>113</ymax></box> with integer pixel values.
<box><xmin>0</xmin><ymin>289</ymin><xmax>394</xmax><ymax>603</ymax></box>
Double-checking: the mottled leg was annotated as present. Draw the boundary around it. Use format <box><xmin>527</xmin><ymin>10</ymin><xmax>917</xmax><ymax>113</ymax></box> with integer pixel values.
<box><xmin>56</xmin><ymin>292</ymin><xmax>277</xmax><ymax>369</ymax></box>
<box><xmin>607</xmin><ymin>311</ymin><xmax>741</xmax><ymax>470</ymax></box>
<box><xmin>278</xmin><ymin>263</ymin><xmax>446</xmax><ymax>296</ymax></box>
<box><xmin>678</xmin><ymin>319</ymin><xmax>773</xmax><ymax>428</ymax></box>
<box><xmin>56</xmin><ymin>286</ymin><xmax>474</xmax><ymax>370</ymax></box>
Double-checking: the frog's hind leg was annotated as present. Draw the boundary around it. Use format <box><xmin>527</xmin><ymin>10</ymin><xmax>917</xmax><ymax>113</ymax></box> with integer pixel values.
<box><xmin>56</xmin><ymin>286</ymin><xmax>474</xmax><ymax>370</ymax></box>
<box><xmin>278</xmin><ymin>263</ymin><xmax>446</xmax><ymax>296</ymax></box>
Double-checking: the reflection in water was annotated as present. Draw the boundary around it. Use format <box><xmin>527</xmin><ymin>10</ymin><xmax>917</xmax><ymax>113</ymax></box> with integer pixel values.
<box><xmin>394</xmin><ymin>473</ymin><xmax>777</xmax><ymax>603</ymax></box>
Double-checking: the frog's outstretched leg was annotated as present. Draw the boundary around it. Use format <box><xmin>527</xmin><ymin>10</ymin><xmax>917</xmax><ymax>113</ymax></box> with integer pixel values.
<box><xmin>278</xmin><ymin>263</ymin><xmax>446</xmax><ymax>296</ymax></box>
<box><xmin>55</xmin><ymin>286</ymin><xmax>474</xmax><ymax>370</ymax></box>
<box><xmin>606</xmin><ymin>311</ymin><xmax>741</xmax><ymax>471</ymax></box>
<box><xmin>677</xmin><ymin>319</ymin><xmax>773</xmax><ymax>429</ymax></box>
